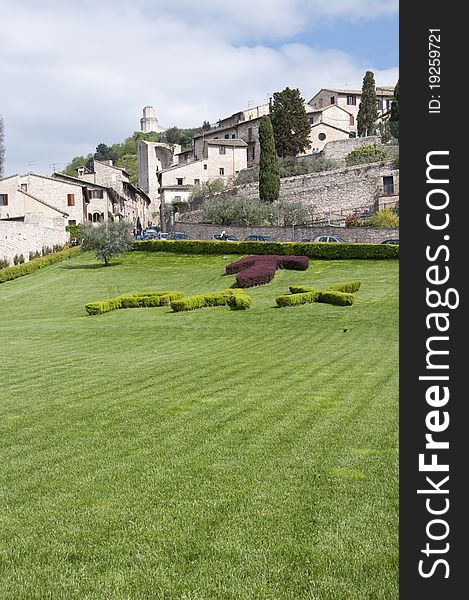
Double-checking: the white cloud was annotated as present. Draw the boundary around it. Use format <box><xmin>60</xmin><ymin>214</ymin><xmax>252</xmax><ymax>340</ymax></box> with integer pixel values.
<box><xmin>0</xmin><ymin>1</ymin><xmax>398</xmax><ymax>175</ymax></box>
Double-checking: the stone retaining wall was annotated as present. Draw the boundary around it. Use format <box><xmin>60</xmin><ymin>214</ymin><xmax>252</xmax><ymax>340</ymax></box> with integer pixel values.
<box><xmin>175</xmin><ymin>222</ymin><xmax>399</xmax><ymax>244</ymax></box>
<box><xmin>0</xmin><ymin>213</ymin><xmax>69</xmax><ymax>266</ymax></box>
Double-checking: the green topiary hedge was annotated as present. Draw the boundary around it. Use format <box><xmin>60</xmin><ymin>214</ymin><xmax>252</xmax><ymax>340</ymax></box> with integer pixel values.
<box><xmin>0</xmin><ymin>247</ymin><xmax>81</xmax><ymax>284</ymax></box>
<box><xmin>85</xmin><ymin>291</ymin><xmax>184</xmax><ymax>315</ymax></box>
<box><xmin>278</xmin><ymin>285</ymin><xmax>356</xmax><ymax>307</ymax></box>
<box><xmin>134</xmin><ymin>239</ymin><xmax>398</xmax><ymax>259</ymax></box>
<box><xmin>328</xmin><ymin>280</ymin><xmax>361</xmax><ymax>293</ymax></box>
<box><xmin>276</xmin><ymin>291</ymin><xmax>319</xmax><ymax>307</ymax></box>
<box><xmin>170</xmin><ymin>289</ymin><xmax>251</xmax><ymax>312</ymax></box>
<box><xmin>316</xmin><ymin>290</ymin><xmax>355</xmax><ymax>306</ymax></box>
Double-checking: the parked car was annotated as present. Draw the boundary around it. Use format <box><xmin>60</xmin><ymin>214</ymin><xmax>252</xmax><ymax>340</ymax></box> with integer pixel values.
<box><xmin>212</xmin><ymin>234</ymin><xmax>238</xmax><ymax>242</ymax></box>
<box><xmin>158</xmin><ymin>232</ymin><xmax>170</xmax><ymax>240</ymax></box>
<box><xmin>381</xmin><ymin>239</ymin><xmax>399</xmax><ymax>244</ymax></box>
<box><xmin>243</xmin><ymin>235</ymin><xmax>274</xmax><ymax>242</ymax></box>
<box><xmin>167</xmin><ymin>231</ymin><xmax>189</xmax><ymax>240</ymax></box>
<box><xmin>141</xmin><ymin>233</ymin><xmax>158</xmax><ymax>241</ymax></box>
<box><xmin>312</xmin><ymin>235</ymin><xmax>346</xmax><ymax>243</ymax></box>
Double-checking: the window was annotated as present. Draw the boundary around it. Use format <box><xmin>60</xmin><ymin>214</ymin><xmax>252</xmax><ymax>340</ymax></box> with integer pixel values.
<box><xmin>203</xmin><ymin>164</ymin><xmax>208</xmax><ymax>170</ymax></box>
<box><xmin>219</xmin><ymin>167</ymin><xmax>225</xmax><ymax>176</ymax></box>
<box><xmin>347</xmin><ymin>95</ymin><xmax>356</xmax><ymax>106</ymax></box>
<box><xmin>248</xmin><ymin>127</ymin><xmax>253</xmax><ymax>142</ymax></box>
<box><xmin>194</xmin><ymin>179</ymin><xmax>200</xmax><ymax>185</ymax></box>
<box><xmin>219</xmin><ymin>146</ymin><xmax>226</xmax><ymax>155</ymax></box>
<box><xmin>318</xmin><ymin>133</ymin><xmax>326</xmax><ymax>141</ymax></box>
<box><xmin>330</xmin><ymin>96</ymin><xmax>335</xmax><ymax>104</ymax></box>
<box><xmin>20</xmin><ymin>183</ymin><xmax>28</xmax><ymax>192</ymax></box>
<box><xmin>349</xmin><ymin>114</ymin><xmax>355</xmax><ymax>126</ymax></box>
<box><xmin>89</xmin><ymin>189</ymin><xmax>104</xmax><ymax>199</ymax></box>
<box><xmin>376</xmin><ymin>98</ymin><xmax>383</xmax><ymax>110</ymax></box>
<box><xmin>68</xmin><ymin>220</ymin><xmax>76</xmax><ymax>226</ymax></box>
<box><xmin>309</xmin><ymin>116</ymin><xmax>315</xmax><ymax>124</ymax></box>
<box><xmin>174</xmin><ymin>196</ymin><xmax>181</xmax><ymax>202</ymax></box>
<box><xmin>231</xmin><ymin>134</ymin><xmax>236</xmax><ymax>139</ymax></box>
<box><xmin>67</xmin><ymin>193</ymin><xmax>75</xmax><ymax>206</ymax></box>
<box><xmin>386</xmin><ymin>99</ymin><xmax>393</xmax><ymax>111</ymax></box>
<box><xmin>177</xmin><ymin>178</ymin><xmax>183</xmax><ymax>185</ymax></box>
<box><xmin>251</xmin><ymin>147</ymin><xmax>255</xmax><ymax>160</ymax></box>
<box><xmin>0</xmin><ymin>193</ymin><xmax>8</xmax><ymax>206</ymax></box>
<box><xmin>224</xmin><ymin>134</ymin><xmax>230</xmax><ymax>139</ymax></box>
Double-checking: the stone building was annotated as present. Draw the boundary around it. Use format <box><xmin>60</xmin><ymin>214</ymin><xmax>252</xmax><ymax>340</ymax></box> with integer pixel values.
<box><xmin>70</xmin><ymin>160</ymin><xmax>151</xmax><ymax>227</ymax></box>
<box><xmin>140</xmin><ymin>106</ymin><xmax>166</xmax><ymax>134</ymax></box>
<box><xmin>0</xmin><ymin>173</ymin><xmax>88</xmax><ymax>226</ymax></box>
<box><xmin>307</xmin><ymin>86</ymin><xmax>395</xmax><ymax>134</ymax></box>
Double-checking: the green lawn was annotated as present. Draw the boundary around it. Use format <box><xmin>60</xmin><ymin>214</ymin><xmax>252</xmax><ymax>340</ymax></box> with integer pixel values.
<box><xmin>0</xmin><ymin>251</ymin><xmax>398</xmax><ymax>599</ymax></box>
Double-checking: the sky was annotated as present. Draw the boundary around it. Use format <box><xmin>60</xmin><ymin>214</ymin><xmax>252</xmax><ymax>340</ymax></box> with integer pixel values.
<box><xmin>0</xmin><ymin>0</ymin><xmax>398</xmax><ymax>177</ymax></box>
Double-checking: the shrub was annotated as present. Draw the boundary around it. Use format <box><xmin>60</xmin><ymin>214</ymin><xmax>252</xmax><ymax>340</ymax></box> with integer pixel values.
<box><xmin>170</xmin><ymin>289</ymin><xmax>251</xmax><ymax>312</ymax></box>
<box><xmin>226</xmin><ymin>293</ymin><xmax>252</xmax><ymax>310</ymax></box>
<box><xmin>316</xmin><ymin>290</ymin><xmax>355</xmax><ymax>306</ymax></box>
<box><xmin>0</xmin><ymin>258</ymin><xmax>10</xmax><ymax>269</ymax></box>
<box><xmin>226</xmin><ymin>254</ymin><xmax>309</xmax><ymax>288</ymax></box>
<box><xmin>345</xmin><ymin>145</ymin><xmax>388</xmax><ymax>167</ymax></box>
<box><xmin>328</xmin><ymin>280</ymin><xmax>361</xmax><ymax>293</ymax></box>
<box><xmin>365</xmin><ymin>208</ymin><xmax>399</xmax><ymax>228</ymax></box>
<box><xmin>276</xmin><ymin>291</ymin><xmax>319</xmax><ymax>307</ymax></box>
<box><xmin>0</xmin><ymin>247</ymin><xmax>81</xmax><ymax>284</ymax></box>
<box><xmin>85</xmin><ymin>291</ymin><xmax>184</xmax><ymax>315</ymax></box>
<box><xmin>13</xmin><ymin>254</ymin><xmax>25</xmax><ymax>265</ymax></box>
<box><xmin>134</xmin><ymin>239</ymin><xmax>399</xmax><ymax>260</ymax></box>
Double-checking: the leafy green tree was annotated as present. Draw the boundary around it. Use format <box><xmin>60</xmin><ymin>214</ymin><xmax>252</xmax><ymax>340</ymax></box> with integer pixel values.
<box><xmin>258</xmin><ymin>116</ymin><xmax>280</xmax><ymax>202</ymax></box>
<box><xmin>270</xmin><ymin>87</ymin><xmax>310</xmax><ymax>158</ymax></box>
<box><xmin>202</xmin><ymin>195</ymin><xmax>270</xmax><ymax>226</ymax></box>
<box><xmin>357</xmin><ymin>71</ymin><xmax>379</xmax><ymax>137</ymax></box>
<box><xmin>366</xmin><ymin>208</ymin><xmax>399</xmax><ymax>228</ymax></box>
<box><xmin>94</xmin><ymin>143</ymin><xmax>118</xmax><ymax>164</ymax></box>
<box><xmin>78</xmin><ymin>220</ymin><xmax>134</xmax><ymax>266</ymax></box>
<box><xmin>0</xmin><ymin>116</ymin><xmax>5</xmax><ymax>178</ymax></box>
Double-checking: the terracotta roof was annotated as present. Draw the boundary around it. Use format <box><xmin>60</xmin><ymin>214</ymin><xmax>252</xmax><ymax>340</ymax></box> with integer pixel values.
<box><xmin>206</xmin><ymin>139</ymin><xmax>247</xmax><ymax>147</ymax></box>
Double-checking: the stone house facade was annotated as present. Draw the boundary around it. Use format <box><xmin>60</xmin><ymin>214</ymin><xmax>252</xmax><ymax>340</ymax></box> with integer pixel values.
<box><xmin>158</xmin><ymin>139</ymin><xmax>247</xmax><ymax>205</ymax></box>
<box><xmin>0</xmin><ymin>173</ymin><xmax>86</xmax><ymax>225</ymax></box>
<box><xmin>307</xmin><ymin>86</ymin><xmax>395</xmax><ymax>134</ymax></box>
<box><xmin>74</xmin><ymin>160</ymin><xmax>151</xmax><ymax>228</ymax></box>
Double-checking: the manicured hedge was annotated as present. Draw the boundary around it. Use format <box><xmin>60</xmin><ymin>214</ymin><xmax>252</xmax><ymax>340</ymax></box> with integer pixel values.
<box><xmin>0</xmin><ymin>247</ymin><xmax>81</xmax><ymax>284</ymax></box>
<box><xmin>134</xmin><ymin>239</ymin><xmax>398</xmax><ymax>259</ymax></box>
<box><xmin>276</xmin><ymin>291</ymin><xmax>320</xmax><ymax>307</ymax></box>
<box><xmin>277</xmin><ymin>289</ymin><xmax>355</xmax><ymax>307</ymax></box>
<box><xmin>316</xmin><ymin>290</ymin><xmax>355</xmax><ymax>306</ymax></box>
<box><xmin>85</xmin><ymin>291</ymin><xmax>184</xmax><ymax>315</ymax></box>
<box><xmin>170</xmin><ymin>289</ymin><xmax>251</xmax><ymax>312</ymax></box>
<box><xmin>328</xmin><ymin>280</ymin><xmax>361</xmax><ymax>293</ymax></box>
<box><xmin>290</xmin><ymin>280</ymin><xmax>361</xmax><ymax>294</ymax></box>
<box><xmin>226</xmin><ymin>254</ymin><xmax>309</xmax><ymax>288</ymax></box>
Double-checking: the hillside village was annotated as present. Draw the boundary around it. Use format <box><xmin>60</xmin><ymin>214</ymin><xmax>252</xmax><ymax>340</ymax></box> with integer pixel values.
<box><xmin>0</xmin><ymin>83</ymin><xmax>399</xmax><ymax>265</ymax></box>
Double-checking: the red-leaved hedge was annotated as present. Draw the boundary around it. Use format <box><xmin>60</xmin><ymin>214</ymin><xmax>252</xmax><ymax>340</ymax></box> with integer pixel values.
<box><xmin>225</xmin><ymin>254</ymin><xmax>309</xmax><ymax>288</ymax></box>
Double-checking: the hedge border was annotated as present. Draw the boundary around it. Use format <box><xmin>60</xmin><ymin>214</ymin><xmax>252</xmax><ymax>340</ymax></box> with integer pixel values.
<box><xmin>170</xmin><ymin>289</ymin><xmax>251</xmax><ymax>312</ymax></box>
<box><xmin>85</xmin><ymin>291</ymin><xmax>184</xmax><ymax>315</ymax></box>
<box><xmin>134</xmin><ymin>239</ymin><xmax>398</xmax><ymax>260</ymax></box>
<box><xmin>0</xmin><ymin>247</ymin><xmax>82</xmax><ymax>284</ymax></box>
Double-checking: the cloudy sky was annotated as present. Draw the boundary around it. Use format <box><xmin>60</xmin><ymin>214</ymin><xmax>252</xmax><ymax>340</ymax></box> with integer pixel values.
<box><xmin>0</xmin><ymin>0</ymin><xmax>398</xmax><ymax>177</ymax></box>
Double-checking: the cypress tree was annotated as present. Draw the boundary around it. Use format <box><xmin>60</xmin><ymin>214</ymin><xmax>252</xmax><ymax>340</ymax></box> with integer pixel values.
<box><xmin>389</xmin><ymin>79</ymin><xmax>399</xmax><ymax>140</ymax></box>
<box><xmin>270</xmin><ymin>87</ymin><xmax>311</xmax><ymax>158</ymax></box>
<box><xmin>357</xmin><ymin>71</ymin><xmax>378</xmax><ymax>137</ymax></box>
<box><xmin>259</xmin><ymin>116</ymin><xmax>280</xmax><ymax>202</ymax></box>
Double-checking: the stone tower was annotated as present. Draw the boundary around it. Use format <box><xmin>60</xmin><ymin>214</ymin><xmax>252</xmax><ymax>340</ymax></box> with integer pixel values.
<box><xmin>140</xmin><ymin>106</ymin><xmax>166</xmax><ymax>134</ymax></box>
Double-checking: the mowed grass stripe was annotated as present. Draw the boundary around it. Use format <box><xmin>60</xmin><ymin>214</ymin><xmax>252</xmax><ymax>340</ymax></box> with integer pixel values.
<box><xmin>0</xmin><ymin>251</ymin><xmax>398</xmax><ymax>599</ymax></box>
